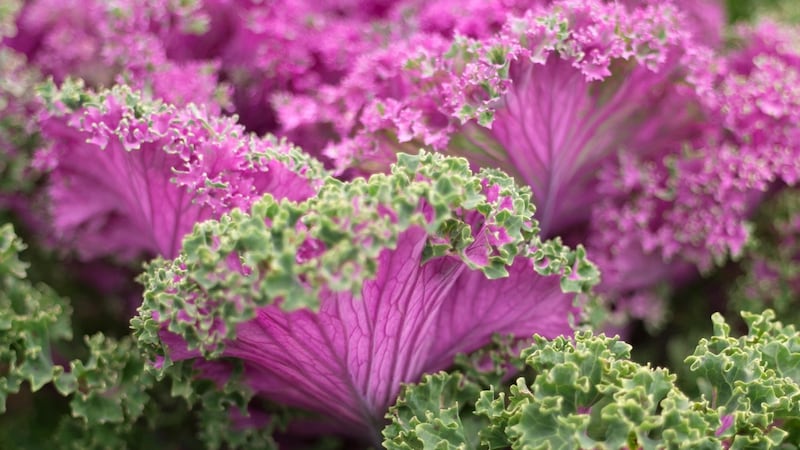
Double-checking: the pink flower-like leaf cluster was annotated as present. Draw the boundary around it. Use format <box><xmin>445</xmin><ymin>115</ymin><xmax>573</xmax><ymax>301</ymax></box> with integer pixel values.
<box><xmin>35</xmin><ymin>81</ymin><xmax>322</xmax><ymax>262</ymax></box>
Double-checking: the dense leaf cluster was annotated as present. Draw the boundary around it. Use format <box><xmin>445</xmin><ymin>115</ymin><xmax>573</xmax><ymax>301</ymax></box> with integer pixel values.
<box><xmin>385</xmin><ymin>311</ymin><xmax>800</xmax><ymax>449</ymax></box>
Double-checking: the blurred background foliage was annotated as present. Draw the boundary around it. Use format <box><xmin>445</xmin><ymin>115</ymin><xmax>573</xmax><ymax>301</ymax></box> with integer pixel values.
<box><xmin>727</xmin><ymin>0</ymin><xmax>800</xmax><ymax>23</ymax></box>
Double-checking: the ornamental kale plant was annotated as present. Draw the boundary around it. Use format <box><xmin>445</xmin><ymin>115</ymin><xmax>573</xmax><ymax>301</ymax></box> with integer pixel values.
<box><xmin>1</xmin><ymin>0</ymin><xmax>800</xmax><ymax>449</ymax></box>
<box><xmin>135</xmin><ymin>151</ymin><xmax>596</xmax><ymax>446</ymax></box>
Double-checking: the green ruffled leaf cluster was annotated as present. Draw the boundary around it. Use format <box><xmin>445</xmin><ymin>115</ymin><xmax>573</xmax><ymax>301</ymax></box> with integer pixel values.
<box><xmin>0</xmin><ymin>224</ymin><xmax>168</xmax><ymax>449</ymax></box>
<box><xmin>55</xmin><ymin>334</ymin><xmax>153</xmax><ymax>428</ymax></box>
<box><xmin>385</xmin><ymin>372</ymin><xmax>485</xmax><ymax>450</ymax></box>
<box><xmin>45</xmin><ymin>334</ymin><xmax>163</xmax><ymax>450</ymax></box>
<box><xmin>0</xmin><ymin>223</ymin><xmax>71</xmax><ymax>413</ymax></box>
<box><xmin>686</xmin><ymin>310</ymin><xmax>800</xmax><ymax>447</ymax></box>
<box><xmin>384</xmin><ymin>336</ymin><xmax>528</xmax><ymax>450</ymax></box>
<box><xmin>385</xmin><ymin>310</ymin><xmax>799</xmax><ymax>450</ymax></box>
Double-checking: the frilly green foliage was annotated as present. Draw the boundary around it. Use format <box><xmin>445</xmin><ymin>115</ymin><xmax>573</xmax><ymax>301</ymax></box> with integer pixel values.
<box><xmin>0</xmin><ymin>224</ymin><xmax>163</xmax><ymax>448</ymax></box>
<box><xmin>0</xmin><ymin>223</ymin><xmax>71</xmax><ymax>413</ymax></box>
<box><xmin>384</xmin><ymin>372</ymin><xmax>485</xmax><ymax>450</ymax></box>
<box><xmin>54</xmin><ymin>334</ymin><xmax>153</xmax><ymax>427</ymax></box>
<box><xmin>46</xmin><ymin>334</ymin><xmax>160</xmax><ymax>450</ymax></box>
<box><xmin>384</xmin><ymin>310</ymin><xmax>800</xmax><ymax>450</ymax></box>
<box><xmin>686</xmin><ymin>310</ymin><xmax>800</xmax><ymax>448</ymax></box>
<box><xmin>478</xmin><ymin>335</ymin><xmax>718</xmax><ymax>450</ymax></box>
<box><xmin>384</xmin><ymin>336</ymin><xmax>527</xmax><ymax>450</ymax></box>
